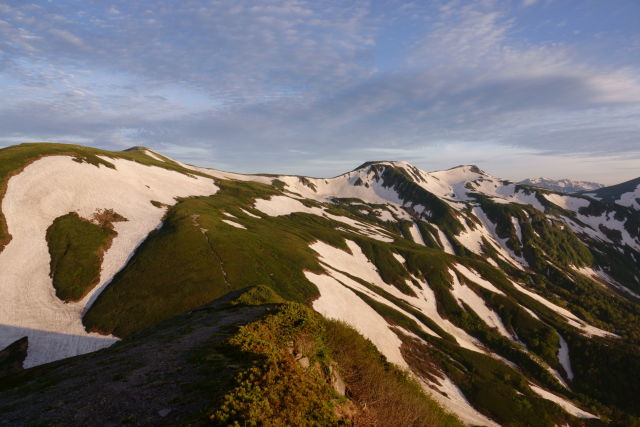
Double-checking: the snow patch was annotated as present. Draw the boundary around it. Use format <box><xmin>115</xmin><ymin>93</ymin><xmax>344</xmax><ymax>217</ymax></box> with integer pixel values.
<box><xmin>557</xmin><ymin>333</ymin><xmax>574</xmax><ymax>380</ymax></box>
<box><xmin>512</xmin><ymin>217</ymin><xmax>523</xmax><ymax>243</ymax></box>
<box><xmin>309</xmin><ymin>240</ymin><xmax>387</xmax><ymax>288</ymax></box>
<box><xmin>254</xmin><ymin>195</ymin><xmax>393</xmax><ymax>242</ymax></box>
<box><xmin>374</xmin><ymin>207</ymin><xmax>396</xmax><ymax>222</ymax></box>
<box><xmin>240</xmin><ymin>208</ymin><xmax>261</xmax><ymax>218</ymax></box>
<box><xmin>616</xmin><ymin>184</ymin><xmax>640</xmax><ymax>210</ymax></box>
<box><xmin>576</xmin><ymin>212</ymin><xmax>640</xmax><ymax>251</ymax></box>
<box><xmin>0</xmin><ymin>156</ymin><xmax>218</xmax><ymax>367</ymax></box>
<box><xmin>309</xmin><ymin>240</ymin><xmax>485</xmax><ymax>352</ymax></box>
<box><xmin>307</xmin><ymin>271</ymin><xmax>407</xmax><ymax>368</ymax></box>
<box><xmin>472</xmin><ymin>207</ymin><xmax>527</xmax><ymax>268</ymax></box>
<box><xmin>529</xmin><ymin>384</ymin><xmax>598</xmax><ymax>419</ymax></box>
<box><xmin>544</xmin><ymin>194</ymin><xmax>590</xmax><ymax>211</ymax></box>
<box><xmin>323</xmin><ymin>266</ymin><xmax>440</xmax><ymax>338</ymax></box>
<box><xmin>419</xmin><ymin>375</ymin><xmax>500</xmax><ymax>427</ymax></box>
<box><xmin>450</xmin><ymin>271</ymin><xmax>512</xmax><ymax>339</ymax></box>
<box><xmin>511</xmin><ymin>282</ymin><xmax>616</xmax><ymax>338</ymax></box>
<box><xmin>221</xmin><ymin>219</ymin><xmax>246</xmax><ymax>229</ymax></box>
<box><xmin>392</xmin><ymin>252</ymin><xmax>406</xmax><ymax>265</ymax></box>
<box><xmin>144</xmin><ymin>150</ymin><xmax>165</xmax><ymax>162</ymax></box>
<box><xmin>409</xmin><ymin>222</ymin><xmax>425</xmax><ymax>246</ymax></box>
<box><xmin>454</xmin><ymin>264</ymin><xmax>505</xmax><ymax>295</ymax></box>
<box><xmin>434</xmin><ymin>225</ymin><xmax>455</xmax><ymax>254</ymax></box>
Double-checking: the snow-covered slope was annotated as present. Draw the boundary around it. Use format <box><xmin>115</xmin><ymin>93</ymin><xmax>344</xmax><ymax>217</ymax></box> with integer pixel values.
<box><xmin>519</xmin><ymin>177</ymin><xmax>604</xmax><ymax>194</ymax></box>
<box><xmin>1</xmin><ymin>145</ymin><xmax>639</xmax><ymax>426</ymax></box>
<box><xmin>586</xmin><ymin>176</ymin><xmax>640</xmax><ymax>211</ymax></box>
<box><xmin>0</xmin><ymin>154</ymin><xmax>218</xmax><ymax>366</ymax></box>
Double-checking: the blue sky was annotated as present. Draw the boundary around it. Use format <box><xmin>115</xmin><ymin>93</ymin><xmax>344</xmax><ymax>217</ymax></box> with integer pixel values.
<box><xmin>1</xmin><ymin>0</ymin><xmax>639</xmax><ymax>183</ymax></box>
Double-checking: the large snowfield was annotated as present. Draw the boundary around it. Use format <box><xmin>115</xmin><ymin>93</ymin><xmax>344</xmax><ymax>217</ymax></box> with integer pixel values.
<box><xmin>0</xmin><ymin>155</ymin><xmax>218</xmax><ymax>366</ymax></box>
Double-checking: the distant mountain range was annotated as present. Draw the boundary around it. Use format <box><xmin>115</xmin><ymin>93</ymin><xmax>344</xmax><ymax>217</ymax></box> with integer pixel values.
<box><xmin>518</xmin><ymin>177</ymin><xmax>604</xmax><ymax>193</ymax></box>
<box><xmin>0</xmin><ymin>143</ymin><xmax>639</xmax><ymax>426</ymax></box>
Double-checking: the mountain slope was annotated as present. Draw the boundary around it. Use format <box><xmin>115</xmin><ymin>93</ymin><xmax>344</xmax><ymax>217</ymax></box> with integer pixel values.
<box><xmin>2</xmin><ymin>288</ymin><xmax>462</xmax><ymax>426</ymax></box>
<box><xmin>0</xmin><ymin>144</ymin><xmax>219</xmax><ymax>367</ymax></box>
<box><xmin>585</xmin><ymin>176</ymin><xmax>640</xmax><ymax>210</ymax></box>
<box><xmin>519</xmin><ymin>178</ymin><xmax>604</xmax><ymax>194</ymax></box>
<box><xmin>1</xmin><ymin>144</ymin><xmax>639</xmax><ymax>425</ymax></box>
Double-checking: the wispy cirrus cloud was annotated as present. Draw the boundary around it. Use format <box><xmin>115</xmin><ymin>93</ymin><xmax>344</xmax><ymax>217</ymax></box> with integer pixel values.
<box><xmin>0</xmin><ymin>0</ymin><xmax>638</xmax><ymax>182</ymax></box>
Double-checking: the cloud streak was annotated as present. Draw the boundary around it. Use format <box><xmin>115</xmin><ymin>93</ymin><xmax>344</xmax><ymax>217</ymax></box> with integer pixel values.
<box><xmin>0</xmin><ymin>0</ymin><xmax>638</xmax><ymax>182</ymax></box>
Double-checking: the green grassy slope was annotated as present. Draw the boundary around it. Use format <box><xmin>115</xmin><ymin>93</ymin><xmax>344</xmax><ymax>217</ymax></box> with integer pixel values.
<box><xmin>83</xmin><ymin>179</ymin><xmax>330</xmax><ymax>336</ymax></box>
<box><xmin>46</xmin><ymin>211</ymin><xmax>125</xmax><ymax>301</ymax></box>
<box><xmin>78</xmin><ymin>167</ymin><xmax>640</xmax><ymax>424</ymax></box>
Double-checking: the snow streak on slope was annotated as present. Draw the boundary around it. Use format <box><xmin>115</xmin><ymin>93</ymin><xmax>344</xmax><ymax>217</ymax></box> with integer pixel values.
<box><xmin>309</xmin><ymin>240</ymin><xmax>392</xmax><ymax>292</ymax></box>
<box><xmin>172</xmin><ymin>159</ymin><xmax>273</xmax><ymax>184</ymax></box>
<box><xmin>408</xmin><ymin>222</ymin><xmax>425</xmax><ymax>246</ymax></box>
<box><xmin>309</xmin><ymin>240</ymin><xmax>486</xmax><ymax>354</ymax></box>
<box><xmin>322</xmin><ymin>266</ymin><xmax>440</xmax><ymax>338</ymax></box>
<box><xmin>576</xmin><ymin>212</ymin><xmax>640</xmax><ymax>251</ymax></box>
<box><xmin>519</xmin><ymin>177</ymin><xmax>603</xmax><ymax>194</ymax></box>
<box><xmin>617</xmin><ymin>184</ymin><xmax>640</xmax><ymax>210</ymax></box>
<box><xmin>418</xmin><ymin>373</ymin><xmax>501</xmax><ymax>427</ymax></box>
<box><xmin>454</xmin><ymin>264</ymin><xmax>505</xmax><ymax>295</ymax></box>
<box><xmin>307</xmin><ymin>240</ymin><xmax>502</xmax><ymax>425</ymax></box>
<box><xmin>529</xmin><ymin>385</ymin><xmax>598</xmax><ymax>419</ymax></box>
<box><xmin>275</xmin><ymin>171</ymin><xmax>406</xmax><ymax>206</ymax></box>
<box><xmin>143</xmin><ymin>149</ymin><xmax>165</xmax><ymax>162</ymax></box>
<box><xmin>307</xmin><ymin>271</ymin><xmax>407</xmax><ymax>368</ymax></box>
<box><xmin>0</xmin><ymin>156</ymin><xmax>218</xmax><ymax>366</ymax></box>
<box><xmin>310</xmin><ymin>250</ymin><xmax>502</xmax><ymax>426</ymax></box>
<box><xmin>254</xmin><ymin>195</ymin><xmax>394</xmax><ymax>242</ymax></box>
<box><xmin>471</xmin><ymin>207</ymin><xmax>527</xmax><ymax>268</ymax></box>
<box><xmin>434</xmin><ymin>225</ymin><xmax>455</xmax><ymax>254</ymax></box>
<box><xmin>221</xmin><ymin>219</ymin><xmax>246</xmax><ymax>229</ymax></box>
<box><xmin>543</xmin><ymin>194</ymin><xmax>590</xmax><ymax>211</ymax></box>
<box><xmin>511</xmin><ymin>282</ymin><xmax>616</xmax><ymax>338</ymax></box>
<box><xmin>450</xmin><ymin>271</ymin><xmax>512</xmax><ymax>339</ymax></box>
<box><xmin>240</xmin><ymin>208</ymin><xmax>261</xmax><ymax>218</ymax></box>
<box><xmin>557</xmin><ymin>333</ymin><xmax>574</xmax><ymax>380</ymax></box>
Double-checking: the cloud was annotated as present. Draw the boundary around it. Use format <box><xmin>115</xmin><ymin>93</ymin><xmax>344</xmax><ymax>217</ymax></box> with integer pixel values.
<box><xmin>0</xmin><ymin>0</ymin><xmax>638</xmax><ymax>182</ymax></box>
<box><xmin>0</xmin><ymin>1</ymin><xmax>376</xmax><ymax>102</ymax></box>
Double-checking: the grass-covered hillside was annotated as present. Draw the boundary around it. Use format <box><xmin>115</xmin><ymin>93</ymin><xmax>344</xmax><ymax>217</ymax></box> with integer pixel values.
<box><xmin>46</xmin><ymin>210</ymin><xmax>126</xmax><ymax>301</ymax></box>
<box><xmin>1</xmin><ymin>143</ymin><xmax>639</xmax><ymax>425</ymax></box>
<box><xmin>0</xmin><ymin>287</ymin><xmax>463</xmax><ymax>427</ymax></box>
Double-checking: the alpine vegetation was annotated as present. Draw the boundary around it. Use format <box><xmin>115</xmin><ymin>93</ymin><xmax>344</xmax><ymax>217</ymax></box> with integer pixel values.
<box><xmin>1</xmin><ymin>143</ymin><xmax>639</xmax><ymax>426</ymax></box>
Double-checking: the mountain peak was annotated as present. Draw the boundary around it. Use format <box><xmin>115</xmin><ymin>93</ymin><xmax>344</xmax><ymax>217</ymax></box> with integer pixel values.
<box><xmin>446</xmin><ymin>164</ymin><xmax>485</xmax><ymax>174</ymax></box>
<box><xmin>354</xmin><ymin>160</ymin><xmax>413</xmax><ymax>170</ymax></box>
<box><xmin>123</xmin><ymin>146</ymin><xmax>152</xmax><ymax>152</ymax></box>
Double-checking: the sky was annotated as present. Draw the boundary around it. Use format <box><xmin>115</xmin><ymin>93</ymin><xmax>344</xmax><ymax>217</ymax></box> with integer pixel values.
<box><xmin>0</xmin><ymin>0</ymin><xmax>639</xmax><ymax>184</ymax></box>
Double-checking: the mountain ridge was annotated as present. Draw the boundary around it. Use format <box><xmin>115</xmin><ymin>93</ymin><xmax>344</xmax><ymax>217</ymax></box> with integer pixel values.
<box><xmin>0</xmin><ymin>143</ymin><xmax>639</xmax><ymax>426</ymax></box>
<box><xmin>518</xmin><ymin>177</ymin><xmax>604</xmax><ymax>194</ymax></box>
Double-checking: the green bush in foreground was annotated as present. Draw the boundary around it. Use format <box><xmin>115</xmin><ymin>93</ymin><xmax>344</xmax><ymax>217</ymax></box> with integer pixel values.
<box><xmin>210</xmin><ymin>302</ymin><xmax>342</xmax><ymax>426</ymax></box>
<box><xmin>211</xmin><ymin>293</ymin><xmax>463</xmax><ymax>427</ymax></box>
